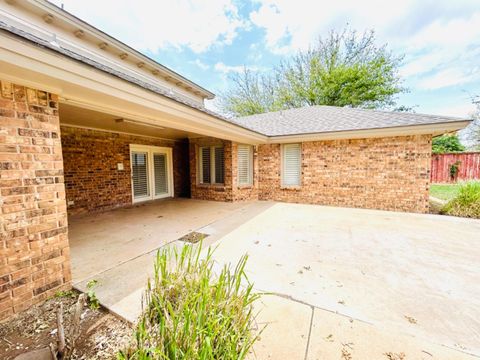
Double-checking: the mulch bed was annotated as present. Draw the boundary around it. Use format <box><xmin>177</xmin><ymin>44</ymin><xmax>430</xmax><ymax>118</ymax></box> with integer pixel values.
<box><xmin>0</xmin><ymin>290</ymin><xmax>133</xmax><ymax>360</ymax></box>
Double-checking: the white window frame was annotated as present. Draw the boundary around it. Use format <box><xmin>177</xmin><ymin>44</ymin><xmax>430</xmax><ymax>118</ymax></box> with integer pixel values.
<box><xmin>237</xmin><ymin>144</ymin><xmax>254</xmax><ymax>186</ymax></box>
<box><xmin>281</xmin><ymin>143</ymin><xmax>302</xmax><ymax>187</ymax></box>
<box><xmin>129</xmin><ymin>144</ymin><xmax>174</xmax><ymax>203</ymax></box>
<box><xmin>199</xmin><ymin>145</ymin><xmax>225</xmax><ymax>185</ymax></box>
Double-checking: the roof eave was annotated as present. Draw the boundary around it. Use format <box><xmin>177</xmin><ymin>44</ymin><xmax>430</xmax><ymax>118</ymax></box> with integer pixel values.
<box><xmin>266</xmin><ymin>120</ymin><xmax>472</xmax><ymax>143</ymax></box>
<box><xmin>25</xmin><ymin>0</ymin><xmax>215</xmax><ymax>99</ymax></box>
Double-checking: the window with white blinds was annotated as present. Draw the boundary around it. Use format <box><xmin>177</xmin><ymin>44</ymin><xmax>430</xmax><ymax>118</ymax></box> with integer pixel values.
<box><xmin>130</xmin><ymin>145</ymin><xmax>173</xmax><ymax>203</ymax></box>
<box><xmin>237</xmin><ymin>145</ymin><xmax>253</xmax><ymax>185</ymax></box>
<box><xmin>153</xmin><ymin>153</ymin><xmax>168</xmax><ymax>195</ymax></box>
<box><xmin>131</xmin><ymin>152</ymin><xmax>150</xmax><ymax>198</ymax></box>
<box><xmin>199</xmin><ymin>146</ymin><xmax>225</xmax><ymax>184</ymax></box>
<box><xmin>282</xmin><ymin>143</ymin><xmax>301</xmax><ymax>187</ymax></box>
<box><xmin>214</xmin><ymin>147</ymin><xmax>224</xmax><ymax>184</ymax></box>
<box><xmin>199</xmin><ymin>147</ymin><xmax>211</xmax><ymax>184</ymax></box>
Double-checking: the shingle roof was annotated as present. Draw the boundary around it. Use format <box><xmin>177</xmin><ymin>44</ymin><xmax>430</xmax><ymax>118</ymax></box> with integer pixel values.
<box><xmin>1</xmin><ymin>21</ymin><xmax>470</xmax><ymax>139</ymax></box>
<box><xmin>228</xmin><ymin>106</ymin><xmax>471</xmax><ymax>136</ymax></box>
<box><xmin>0</xmin><ymin>21</ymin><xmax>228</xmax><ymax>122</ymax></box>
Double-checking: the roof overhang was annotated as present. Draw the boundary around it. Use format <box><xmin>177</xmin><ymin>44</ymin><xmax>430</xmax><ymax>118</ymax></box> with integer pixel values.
<box><xmin>6</xmin><ymin>0</ymin><xmax>215</xmax><ymax>100</ymax></box>
<box><xmin>266</xmin><ymin>120</ymin><xmax>472</xmax><ymax>143</ymax></box>
<box><xmin>0</xmin><ymin>30</ymin><xmax>267</xmax><ymax>144</ymax></box>
<box><xmin>0</xmin><ymin>22</ymin><xmax>472</xmax><ymax>145</ymax></box>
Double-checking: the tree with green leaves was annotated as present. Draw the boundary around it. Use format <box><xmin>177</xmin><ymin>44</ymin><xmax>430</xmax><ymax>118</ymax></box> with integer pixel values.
<box><xmin>219</xmin><ymin>29</ymin><xmax>406</xmax><ymax>117</ymax></box>
<box><xmin>432</xmin><ymin>134</ymin><xmax>465</xmax><ymax>154</ymax></box>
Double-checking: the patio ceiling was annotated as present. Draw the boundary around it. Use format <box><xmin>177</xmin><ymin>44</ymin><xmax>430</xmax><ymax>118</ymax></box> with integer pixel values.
<box><xmin>60</xmin><ymin>102</ymin><xmax>197</xmax><ymax>140</ymax></box>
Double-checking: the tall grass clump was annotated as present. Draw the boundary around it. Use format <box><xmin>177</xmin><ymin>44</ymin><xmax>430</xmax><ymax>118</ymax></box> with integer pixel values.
<box><xmin>441</xmin><ymin>181</ymin><xmax>480</xmax><ymax>219</ymax></box>
<box><xmin>118</xmin><ymin>244</ymin><xmax>261</xmax><ymax>359</ymax></box>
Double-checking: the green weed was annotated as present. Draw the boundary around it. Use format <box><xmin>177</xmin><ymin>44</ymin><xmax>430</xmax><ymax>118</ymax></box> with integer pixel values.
<box><xmin>118</xmin><ymin>243</ymin><xmax>262</xmax><ymax>359</ymax></box>
<box><xmin>441</xmin><ymin>181</ymin><xmax>480</xmax><ymax>218</ymax></box>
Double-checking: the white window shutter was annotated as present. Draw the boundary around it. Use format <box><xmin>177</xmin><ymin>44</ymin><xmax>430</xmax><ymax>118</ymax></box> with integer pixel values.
<box><xmin>200</xmin><ymin>147</ymin><xmax>211</xmax><ymax>184</ymax></box>
<box><xmin>238</xmin><ymin>145</ymin><xmax>253</xmax><ymax>185</ymax></box>
<box><xmin>282</xmin><ymin>144</ymin><xmax>301</xmax><ymax>186</ymax></box>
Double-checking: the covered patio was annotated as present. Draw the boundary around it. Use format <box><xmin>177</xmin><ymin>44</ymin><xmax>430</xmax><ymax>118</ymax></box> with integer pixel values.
<box><xmin>68</xmin><ymin>198</ymin><xmax>272</xmax><ymax>320</ymax></box>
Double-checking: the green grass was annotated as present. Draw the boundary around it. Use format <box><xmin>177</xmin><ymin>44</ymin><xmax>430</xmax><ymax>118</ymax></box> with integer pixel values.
<box><xmin>118</xmin><ymin>243</ymin><xmax>262</xmax><ymax>360</ymax></box>
<box><xmin>430</xmin><ymin>183</ymin><xmax>461</xmax><ymax>201</ymax></box>
<box><xmin>440</xmin><ymin>181</ymin><xmax>480</xmax><ymax>219</ymax></box>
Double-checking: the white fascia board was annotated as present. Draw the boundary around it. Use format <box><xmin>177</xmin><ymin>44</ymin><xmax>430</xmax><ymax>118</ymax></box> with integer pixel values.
<box><xmin>0</xmin><ymin>33</ymin><xmax>266</xmax><ymax>144</ymax></box>
<box><xmin>267</xmin><ymin>121</ymin><xmax>472</xmax><ymax>143</ymax></box>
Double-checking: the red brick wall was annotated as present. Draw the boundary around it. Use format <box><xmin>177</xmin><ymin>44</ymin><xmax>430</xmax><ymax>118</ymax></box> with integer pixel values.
<box><xmin>0</xmin><ymin>80</ymin><xmax>71</xmax><ymax>321</ymax></box>
<box><xmin>60</xmin><ymin>126</ymin><xmax>190</xmax><ymax>216</ymax></box>
<box><xmin>258</xmin><ymin>135</ymin><xmax>432</xmax><ymax>213</ymax></box>
<box><xmin>189</xmin><ymin>137</ymin><xmax>233</xmax><ymax>201</ymax></box>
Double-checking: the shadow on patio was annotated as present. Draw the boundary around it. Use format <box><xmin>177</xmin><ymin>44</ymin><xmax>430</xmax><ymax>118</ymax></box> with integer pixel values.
<box><xmin>68</xmin><ymin>198</ymin><xmax>273</xmax><ymax>321</ymax></box>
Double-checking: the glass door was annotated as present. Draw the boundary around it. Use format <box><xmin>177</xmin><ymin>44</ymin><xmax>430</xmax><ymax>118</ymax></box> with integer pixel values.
<box><xmin>131</xmin><ymin>151</ymin><xmax>150</xmax><ymax>201</ymax></box>
<box><xmin>153</xmin><ymin>153</ymin><xmax>169</xmax><ymax>198</ymax></box>
<box><xmin>130</xmin><ymin>145</ymin><xmax>173</xmax><ymax>203</ymax></box>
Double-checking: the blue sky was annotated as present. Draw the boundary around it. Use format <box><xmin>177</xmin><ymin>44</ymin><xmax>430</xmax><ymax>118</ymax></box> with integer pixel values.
<box><xmin>52</xmin><ymin>0</ymin><xmax>479</xmax><ymax>118</ymax></box>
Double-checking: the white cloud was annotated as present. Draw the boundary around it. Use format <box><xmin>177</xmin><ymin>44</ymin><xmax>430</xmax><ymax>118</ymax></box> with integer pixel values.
<box><xmin>191</xmin><ymin>59</ymin><xmax>210</xmax><ymax>70</ymax></box>
<box><xmin>417</xmin><ymin>68</ymin><xmax>479</xmax><ymax>90</ymax></box>
<box><xmin>249</xmin><ymin>0</ymin><xmax>480</xmax><ymax>91</ymax></box>
<box><xmin>214</xmin><ymin>62</ymin><xmax>245</xmax><ymax>74</ymax></box>
<box><xmin>52</xmin><ymin>0</ymin><xmax>247</xmax><ymax>53</ymax></box>
<box><xmin>249</xmin><ymin>0</ymin><xmax>416</xmax><ymax>54</ymax></box>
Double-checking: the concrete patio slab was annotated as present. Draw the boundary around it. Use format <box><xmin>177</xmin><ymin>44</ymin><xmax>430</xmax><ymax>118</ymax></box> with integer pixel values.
<box><xmin>307</xmin><ymin>306</ymin><xmax>477</xmax><ymax>359</ymax></box>
<box><xmin>69</xmin><ymin>200</ymin><xmax>480</xmax><ymax>358</ymax></box>
<box><xmin>210</xmin><ymin>203</ymin><xmax>480</xmax><ymax>357</ymax></box>
<box><xmin>248</xmin><ymin>294</ymin><xmax>312</xmax><ymax>360</ymax></box>
<box><xmin>69</xmin><ymin>198</ymin><xmax>250</xmax><ymax>283</ymax></box>
<box><xmin>70</xmin><ymin>198</ymin><xmax>274</xmax><ymax>322</ymax></box>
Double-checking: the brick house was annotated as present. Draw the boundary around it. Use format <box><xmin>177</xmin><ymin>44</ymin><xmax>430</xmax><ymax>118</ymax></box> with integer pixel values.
<box><xmin>0</xmin><ymin>1</ymin><xmax>471</xmax><ymax>320</ymax></box>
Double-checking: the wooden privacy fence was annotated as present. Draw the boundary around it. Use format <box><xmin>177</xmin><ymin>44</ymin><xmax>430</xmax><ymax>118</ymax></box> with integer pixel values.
<box><xmin>431</xmin><ymin>152</ymin><xmax>480</xmax><ymax>183</ymax></box>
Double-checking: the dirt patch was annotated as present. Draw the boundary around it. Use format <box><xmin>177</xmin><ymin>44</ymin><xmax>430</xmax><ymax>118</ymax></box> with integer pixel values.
<box><xmin>178</xmin><ymin>231</ymin><xmax>208</xmax><ymax>244</ymax></box>
<box><xmin>0</xmin><ymin>291</ymin><xmax>132</xmax><ymax>360</ymax></box>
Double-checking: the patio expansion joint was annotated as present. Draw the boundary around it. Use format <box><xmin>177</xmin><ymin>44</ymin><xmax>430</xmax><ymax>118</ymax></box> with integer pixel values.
<box><xmin>260</xmin><ymin>291</ymin><xmax>480</xmax><ymax>359</ymax></box>
<box><xmin>259</xmin><ymin>290</ymin><xmax>374</xmax><ymax>326</ymax></box>
<box><xmin>304</xmin><ymin>306</ymin><xmax>315</xmax><ymax>360</ymax></box>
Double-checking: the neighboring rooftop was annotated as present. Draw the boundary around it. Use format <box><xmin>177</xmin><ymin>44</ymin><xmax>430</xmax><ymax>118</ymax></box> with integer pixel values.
<box><xmin>229</xmin><ymin>106</ymin><xmax>471</xmax><ymax>137</ymax></box>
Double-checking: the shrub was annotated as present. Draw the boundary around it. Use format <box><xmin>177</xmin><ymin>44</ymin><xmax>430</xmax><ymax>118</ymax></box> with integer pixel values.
<box><xmin>118</xmin><ymin>244</ymin><xmax>261</xmax><ymax>360</ymax></box>
<box><xmin>432</xmin><ymin>134</ymin><xmax>465</xmax><ymax>154</ymax></box>
<box><xmin>441</xmin><ymin>181</ymin><xmax>480</xmax><ymax>218</ymax></box>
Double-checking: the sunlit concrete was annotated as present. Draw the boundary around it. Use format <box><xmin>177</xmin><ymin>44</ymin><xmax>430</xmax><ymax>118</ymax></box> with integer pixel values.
<box><xmin>69</xmin><ymin>200</ymin><xmax>480</xmax><ymax>358</ymax></box>
<box><xmin>211</xmin><ymin>203</ymin><xmax>480</xmax><ymax>358</ymax></box>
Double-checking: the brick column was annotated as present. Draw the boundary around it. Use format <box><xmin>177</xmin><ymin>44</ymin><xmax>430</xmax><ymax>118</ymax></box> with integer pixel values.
<box><xmin>0</xmin><ymin>80</ymin><xmax>71</xmax><ymax>320</ymax></box>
